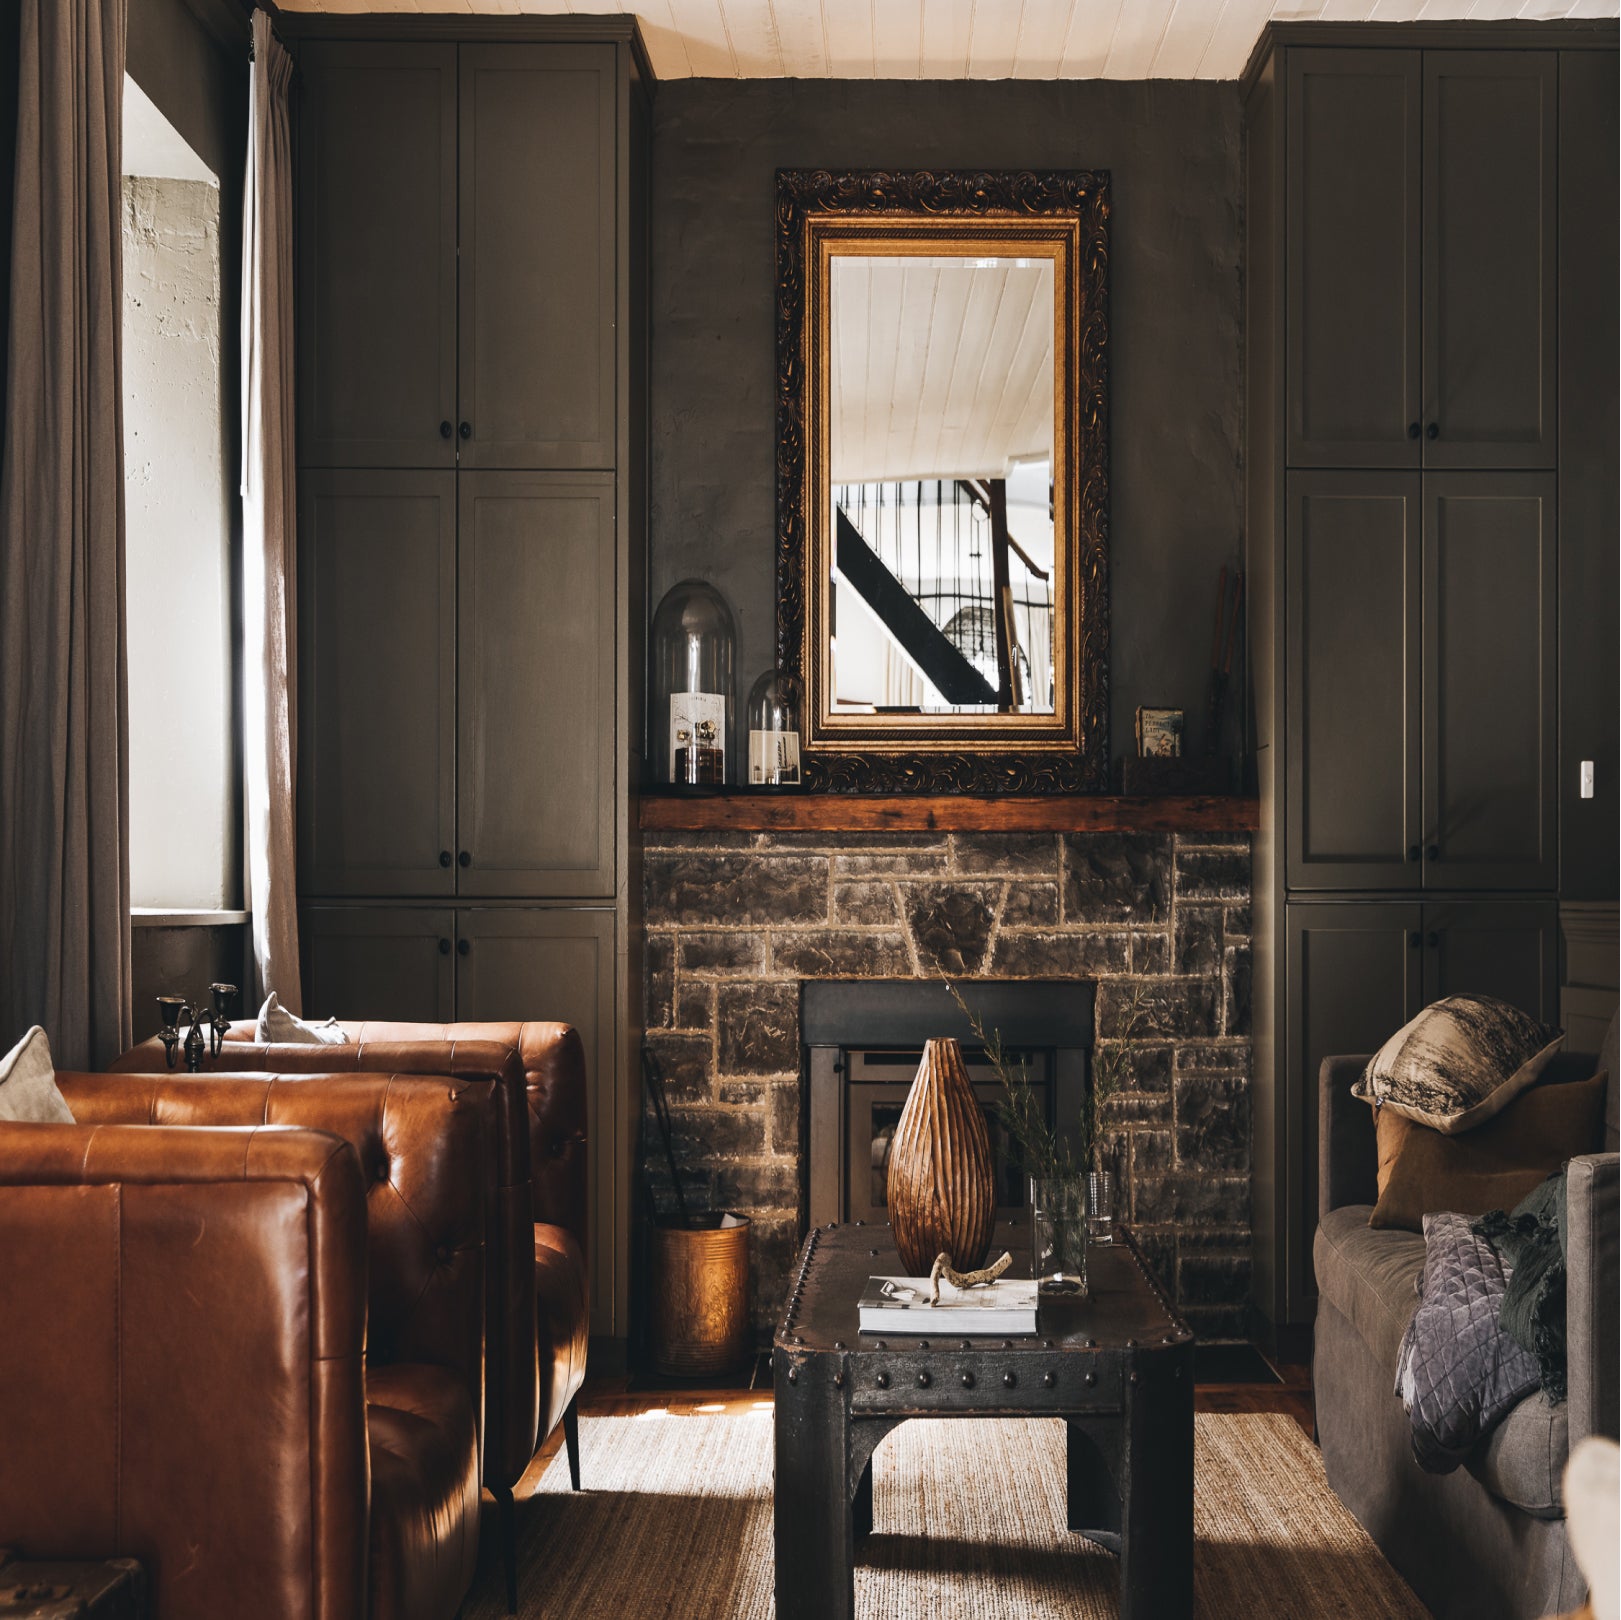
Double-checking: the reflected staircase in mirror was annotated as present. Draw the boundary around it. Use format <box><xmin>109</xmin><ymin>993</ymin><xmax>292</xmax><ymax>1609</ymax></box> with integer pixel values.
<box><xmin>832</xmin><ymin>478</ymin><xmax>1053</xmax><ymax>711</ymax></box>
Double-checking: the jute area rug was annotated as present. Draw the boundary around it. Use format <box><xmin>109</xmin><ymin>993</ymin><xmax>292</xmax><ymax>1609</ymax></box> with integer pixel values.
<box><xmin>467</xmin><ymin>1409</ymin><xmax>1428</xmax><ymax>1619</ymax></box>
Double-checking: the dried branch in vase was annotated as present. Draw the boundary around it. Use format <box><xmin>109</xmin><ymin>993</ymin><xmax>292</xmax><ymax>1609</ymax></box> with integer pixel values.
<box><xmin>944</xmin><ymin>977</ymin><xmax>1158</xmax><ymax>1180</ymax></box>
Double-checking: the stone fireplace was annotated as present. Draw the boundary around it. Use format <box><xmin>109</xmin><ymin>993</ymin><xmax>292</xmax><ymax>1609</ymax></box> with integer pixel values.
<box><xmin>643</xmin><ymin>827</ymin><xmax>1252</xmax><ymax>1339</ymax></box>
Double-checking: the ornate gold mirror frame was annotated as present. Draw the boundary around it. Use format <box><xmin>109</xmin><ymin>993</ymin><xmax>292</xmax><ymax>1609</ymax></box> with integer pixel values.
<box><xmin>775</xmin><ymin>169</ymin><xmax>1110</xmax><ymax>792</ymax></box>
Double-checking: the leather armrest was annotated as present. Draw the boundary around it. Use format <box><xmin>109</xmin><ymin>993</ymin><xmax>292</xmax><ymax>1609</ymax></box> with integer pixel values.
<box><xmin>520</xmin><ymin>1022</ymin><xmax>589</xmax><ymax>1254</ymax></box>
<box><xmin>1318</xmin><ymin>1054</ymin><xmax>1377</xmax><ymax>1219</ymax></box>
<box><xmin>0</xmin><ymin>1120</ymin><xmax>368</xmax><ymax>1620</ymax></box>
<box><xmin>1567</xmin><ymin>1151</ymin><xmax>1619</xmax><ymax>1445</ymax></box>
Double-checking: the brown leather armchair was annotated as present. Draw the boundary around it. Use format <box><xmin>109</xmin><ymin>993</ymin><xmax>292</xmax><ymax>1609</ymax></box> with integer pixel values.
<box><xmin>117</xmin><ymin>1020</ymin><xmax>590</xmax><ymax>1611</ymax></box>
<box><xmin>0</xmin><ymin>1069</ymin><xmax>494</xmax><ymax>1620</ymax></box>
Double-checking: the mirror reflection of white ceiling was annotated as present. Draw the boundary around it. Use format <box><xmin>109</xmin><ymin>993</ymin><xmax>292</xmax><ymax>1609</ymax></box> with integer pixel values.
<box><xmin>274</xmin><ymin>1</ymin><xmax>1615</xmax><ymax>80</ymax></box>
<box><xmin>831</xmin><ymin>257</ymin><xmax>1053</xmax><ymax>485</ymax></box>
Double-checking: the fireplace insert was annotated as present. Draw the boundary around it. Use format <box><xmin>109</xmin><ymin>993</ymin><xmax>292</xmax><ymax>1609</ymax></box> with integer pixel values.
<box><xmin>801</xmin><ymin>979</ymin><xmax>1094</xmax><ymax>1231</ymax></box>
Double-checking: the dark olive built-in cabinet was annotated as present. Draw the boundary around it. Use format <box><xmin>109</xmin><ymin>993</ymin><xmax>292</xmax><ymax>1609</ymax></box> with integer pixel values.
<box><xmin>289</xmin><ymin>22</ymin><xmax>650</xmax><ymax>1339</ymax></box>
<box><xmin>1246</xmin><ymin>26</ymin><xmax>1618</xmax><ymax>1333</ymax></box>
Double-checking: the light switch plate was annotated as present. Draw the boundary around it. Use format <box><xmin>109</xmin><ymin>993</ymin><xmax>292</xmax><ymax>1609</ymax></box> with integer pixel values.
<box><xmin>1580</xmin><ymin>760</ymin><xmax>1595</xmax><ymax>799</ymax></box>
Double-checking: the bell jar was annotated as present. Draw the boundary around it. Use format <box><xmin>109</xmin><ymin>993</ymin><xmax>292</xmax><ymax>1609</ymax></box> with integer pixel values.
<box><xmin>746</xmin><ymin>667</ymin><xmax>802</xmax><ymax>788</ymax></box>
<box><xmin>650</xmin><ymin>579</ymin><xmax>736</xmax><ymax>786</ymax></box>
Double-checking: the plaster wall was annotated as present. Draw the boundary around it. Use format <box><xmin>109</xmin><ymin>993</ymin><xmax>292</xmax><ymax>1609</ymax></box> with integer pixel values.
<box><xmin>123</xmin><ymin>174</ymin><xmax>233</xmax><ymax>910</ymax></box>
<box><xmin>650</xmin><ymin>78</ymin><xmax>1245</xmax><ymax>759</ymax></box>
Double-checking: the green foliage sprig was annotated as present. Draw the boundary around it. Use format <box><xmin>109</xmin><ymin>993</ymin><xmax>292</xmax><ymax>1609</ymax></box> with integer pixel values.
<box><xmin>945</xmin><ymin>977</ymin><xmax>1158</xmax><ymax>1183</ymax></box>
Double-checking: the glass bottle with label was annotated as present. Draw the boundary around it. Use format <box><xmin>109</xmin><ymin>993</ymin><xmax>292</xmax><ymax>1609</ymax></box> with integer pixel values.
<box><xmin>746</xmin><ymin>667</ymin><xmax>802</xmax><ymax>788</ymax></box>
<box><xmin>650</xmin><ymin>580</ymin><xmax>736</xmax><ymax>786</ymax></box>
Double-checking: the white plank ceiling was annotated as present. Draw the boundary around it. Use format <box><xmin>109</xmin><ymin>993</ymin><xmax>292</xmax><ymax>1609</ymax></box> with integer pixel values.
<box><xmin>277</xmin><ymin>0</ymin><xmax>1618</xmax><ymax>80</ymax></box>
<box><xmin>831</xmin><ymin>256</ymin><xmax>1053</xmax><ymax>484</ymax></box>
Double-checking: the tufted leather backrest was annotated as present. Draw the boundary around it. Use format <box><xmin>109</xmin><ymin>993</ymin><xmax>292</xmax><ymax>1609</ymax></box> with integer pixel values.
<box><xmin>63</xmin><ymin>1071</ymin><xmax>493</xmax><ymax>1478</ymax></box>
<box><xmin>0</xmin><ymin>1119</ymin><xmax>370</xmax><ymax>1620</ymax></box>
<box><xmin>194</xmin><ymin>1016</ymin><xmax>590</xmax><ymax>1253</ymax></box>
<box><xmin>112</xmin><ymin>1037</ymin><xmax>543</xmax><ymax>1486</ymax></box>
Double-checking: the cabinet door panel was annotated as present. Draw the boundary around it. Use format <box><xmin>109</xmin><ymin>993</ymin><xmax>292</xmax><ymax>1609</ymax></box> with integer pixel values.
<box><xmin>459</xmin><ymin>45</ymin><xmax>616</xmax><ymax>470</ymax></box>
<box><xmin>457</xmin><ymin>474</ymin><xmax>616</xmax><ymax>896</ymax></box>
<box><xmin>1286</xmin><ymin>903</ymin><xmax>1423</xmax><ymax>1317</ymax></box>
<box><xmin>1423</xmin><ymin>475</ymin><xmax>1556</xmax><ymax>890</ymax></box>
<box><xmin>1286</xmin><ymin>50</ymin><xmax>1421</xmax><ymax>468</ymax></box>
<box><xmin>1286</xmin><ymin>473</ymin><xmax>1421</xmax><ymax>890</ymax></box>
<box><xmin>1423</xmin><ymin>52</ymin><xmax>1556</xmax><ymax>470</ymax></box>
<box><xmin>456</xmin><ymin>908</ymin><xmax>616</xmax><ymax>1334</ymax></box>
<box><xmin>1422</xmin><ymin>901</ymin><xmax>1557</xmax><ymax>1022</ymax></box>
<box><xmin>300</xmin><ymin>472</ymin><xmax>456</xmax><ymax>895</ymax></box>
<box><xmin>303</xmin><ymin>906</ymin><xmax>455</xmax><ymax>1022</ymax></box>
<box><xmin>297</xmin><ymin>45</ymin><xmax>456</xmax><ymax>469</ymax></box>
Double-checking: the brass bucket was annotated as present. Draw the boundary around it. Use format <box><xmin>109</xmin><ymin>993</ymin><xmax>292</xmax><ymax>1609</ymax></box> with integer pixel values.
<box><xmin>649</xmin><ymin>1212</ymin><xmax>752</xmax><ymax>1378</ymax></box>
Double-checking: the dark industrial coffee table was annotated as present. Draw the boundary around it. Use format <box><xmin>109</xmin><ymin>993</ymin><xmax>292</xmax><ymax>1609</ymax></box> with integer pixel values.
<box><xmin>772</xmin><ymin>1220</ymin><xmax>1194</xmax><ymax>1620</ymax></box>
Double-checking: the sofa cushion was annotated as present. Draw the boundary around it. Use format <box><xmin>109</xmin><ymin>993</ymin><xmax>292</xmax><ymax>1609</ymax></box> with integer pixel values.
<box><xmin>0</xmin><ymin>1026</ymin><xmax>72</xmax><ymax>1123</ymax></box>
<box><xmin>1314</xmin><ymin>1204</ymin><xmax>1425</xmax><ymax>1369</ymax></box>
<box><xmin>1354</xmin><ymin>994</ymin><xmax>1563</xmax><ymax>1133</ymax></box>
<box><xmin>1467</xmin><ymin>1389</ymin><xmax>1568</xmax><ymax>1519</ymax></box>
<box><xmin>1371</xmin><ymin>1071</ymin><xmax>1608</xmax><ymax>1231</ymax></box>
<box><xmin>366</xmin><ymin>1362</ymin><xmax>480</xmax><ymax>1620</ymax></box>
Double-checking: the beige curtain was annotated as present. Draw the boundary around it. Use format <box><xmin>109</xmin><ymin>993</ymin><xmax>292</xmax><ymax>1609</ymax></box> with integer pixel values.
<box><xmin>241</xmin><ymin>10</ymin><xmax>301</xmax><ymax>1010</ymax></box>
<box><xmin>0</xmin><ymin>0</ymin><xmax>131</xmax><ymax>1069</ymax></box>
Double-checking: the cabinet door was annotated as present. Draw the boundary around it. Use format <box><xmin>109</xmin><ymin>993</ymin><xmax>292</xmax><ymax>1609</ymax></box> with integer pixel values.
<box><xmin>456</xmin><ymin>906</ymin><xmax>616</xmax><ymax>1332</ymax></box>
<box><xmin>1423</xmin><ymin>52</ymin><xmax>1556</xmax><ymax>471</ymax></box>
<box><xmin>299</xmin><ymin>472</ymin><xmax>456</xmax><ymax>896</ymax></box>
<box><xmin>459</xmin><ymin>45</ymin><xmax>616</xmax><ymax>470</ymax></box>
<box><xmin>297</xmin><ymin>44</ymin><xmax>456</xmax><ymax>469</ymax></box>
<box><xmin>1421</xmin><ymin>900</ymin><xmax>1558</xmax><ymax>1022</ymax></box>
<box><xmin>1285</xmin><ymin>49</ymin><xmax>1421</xmax><ymax>468</ymax></box>
<box><xmin>1286</xmin><ymin>473</ymin><xmax>1421</xmax><ymax>890</ymax></box>
<box><xmin>1423</xmin><ymin>475</ymin><xmax>1557</xmax><ymax>890</ymax></box>
<box><xmin>457</xmin><ymin>474</ymin><xmax>616</xmax><ymax>897</ymax></box>
<box><xmin>303</xmin><ymin>906</ymin><xmax>455</xmax><ymax>1022</ymax></box>
<box><xmin>1286</xmin><ymin>903</ymin><xmax>1423</xmax><ymax>1316</ymax></box>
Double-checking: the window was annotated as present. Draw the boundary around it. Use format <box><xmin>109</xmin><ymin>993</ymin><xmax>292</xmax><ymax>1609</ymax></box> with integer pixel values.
<box><xmin>121</xmin><ymin>75</ymin><xmax>235</xmax><ymax>913</ymax></box>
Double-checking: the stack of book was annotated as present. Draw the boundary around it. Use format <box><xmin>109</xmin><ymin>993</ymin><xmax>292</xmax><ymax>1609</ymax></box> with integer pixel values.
<box><xmin>857</xmin><ymin>1275</ymin><xmax>1039</xmax><ymax>1336</ymax></box>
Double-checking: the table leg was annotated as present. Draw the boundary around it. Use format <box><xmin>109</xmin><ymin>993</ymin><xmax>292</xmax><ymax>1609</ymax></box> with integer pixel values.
<box><xmin>1064</xmin><ymin>1417</ymin><xmax>1121</xmax><ymax>1547</ymax></box>
<box><xmin>774</xmin><ymin>1356</ymin><xmax>855</xmax><ymax>1620</ymax></box>
<box><xmin>852</xmin><ymin>1455</ymin><xmax>874</xmax><ymax>1540</ymax></box>
<box><xmin>1119</xmin><ymin>1355</ymin><xmax>1195</xmax><ymax>1620</ymax></box>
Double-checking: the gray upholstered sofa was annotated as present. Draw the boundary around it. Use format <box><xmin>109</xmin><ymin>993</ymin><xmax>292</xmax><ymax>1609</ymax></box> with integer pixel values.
<box><xmin>1313</xmin><ymin>1024</ymin><xmax>1619</xmax><ymax>1620</ymax></box>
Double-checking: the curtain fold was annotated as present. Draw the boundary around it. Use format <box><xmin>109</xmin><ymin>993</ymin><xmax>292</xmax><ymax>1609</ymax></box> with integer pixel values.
<box><xmin>241</xmin><ymin>10</ymin><xmax>301</xmax><ymax>1011</ymax></box>
<box><xmin>0</xmin><ymin>0</ymin><xmax>131</xmax><ymax>1069</ymax></box>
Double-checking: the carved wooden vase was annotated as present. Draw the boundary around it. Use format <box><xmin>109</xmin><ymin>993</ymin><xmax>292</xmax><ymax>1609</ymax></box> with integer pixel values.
<box><xmin>886</xmin><ymin>1037</ymin><xmax>995</xmax><ymax>1275</ymax></box>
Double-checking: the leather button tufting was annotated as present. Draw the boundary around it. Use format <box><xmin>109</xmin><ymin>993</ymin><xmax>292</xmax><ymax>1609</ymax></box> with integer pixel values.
<box><xmin>437</xmin><ymin>1245</ymin><xmax>452</xmax><ymax>1263</ymax></box>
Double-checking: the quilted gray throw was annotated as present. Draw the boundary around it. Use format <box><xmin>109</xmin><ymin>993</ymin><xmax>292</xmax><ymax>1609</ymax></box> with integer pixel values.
<box><xmin>1395</xmin><ymin>1211</ymin><xmax>1542</xmax><ymax>1473</ymax></box>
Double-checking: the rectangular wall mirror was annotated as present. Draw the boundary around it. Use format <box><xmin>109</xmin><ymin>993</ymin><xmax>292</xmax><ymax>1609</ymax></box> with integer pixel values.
<box><xmin>776</xmin><ymin>170</ymin><xmax>1111</xmax><ymax>792</ymax></box>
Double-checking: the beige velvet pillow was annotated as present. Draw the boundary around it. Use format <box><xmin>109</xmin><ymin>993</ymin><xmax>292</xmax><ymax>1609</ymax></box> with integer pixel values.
<box><xmin>1352</xmin><ymin>994</ymin><xmax>1563</xmax><ymax>1134</ymax></box>
<box><xmin>0</xmin><ymin>1026</ymin><xmax>74</xmax><ymax>1123</ymax></box>
<box><xmin>255</xmin><ymin>992</ymin><xmax>346</xmax><ymax>1045</ymax></box>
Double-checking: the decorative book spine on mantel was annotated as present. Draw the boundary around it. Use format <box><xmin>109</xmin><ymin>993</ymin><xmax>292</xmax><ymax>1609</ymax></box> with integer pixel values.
<box><xmin>886</xmin><ymin>1037</ymin><xmax>995</xmax><ymax>1275</ymax></box>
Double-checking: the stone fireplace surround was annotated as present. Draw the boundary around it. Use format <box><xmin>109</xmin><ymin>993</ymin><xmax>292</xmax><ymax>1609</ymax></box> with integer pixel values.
<box><xmin>643</xmin><ymin>827</ymin><xmax>1252</xmax><ymax>1338</ymax></box>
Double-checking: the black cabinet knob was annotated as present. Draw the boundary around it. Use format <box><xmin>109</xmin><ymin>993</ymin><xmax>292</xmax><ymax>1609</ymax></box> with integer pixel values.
<box><xmin>1407</xmin><ymin>844</ymin><xmax>1420</xmax><ymax>862</ymax></box>
<box><xmin>458</xmin><ymin>421</ymin><xmax>471</xmax><ymax>440</ymax></box>
<box><xmin>1427</xmin><ymin>843</ymin><xmax>1439</xmax><ymax>861</ymax></box>
<box><xmin>875</xmin><ymin>1371</ymin><xmax>889</xmax><ymax>1390</ymax></box>
<box><xmin>1426</xmin><ymin>931</ymin><xmax>1440</xmax><ymax>949</ymax></box>
<box><xmin>1409</xmin><ymin>931</ymin><xmax>1422</xmax><ymax>948</ymax></box>
<box><xmin>1002</xmin><ymin>1372</ymin><xmax>1016</xmax><ymax>1388</ymax></box>
<box><xmin>457</xmin><ymin>938</ymin><xmax>470</xmax><ymax>957</ymax></box>
<box><xmin>1407</xmin><ymin>422</ymin><xmax>1421</xmax><ymax>440</ymax></box>
<box><xmin>960</xmin><ymin>1371</ymin><xmax>974</xmax><ymax>1389</ymax></box>
<box><xmin>439</xmin><ymin>421</ymin><xmax>452</xmax><ymax>440</ymax></box>
<box><xmin>439</xmin><ymin>850</ymin><xmax>452</xmax><ymax>868</ymax></box>
<box><xmin>458</xmin><ymin>850</ymin><xmax>471</xmax><ymax>868</ymax></box>
<box><xmin>1426</xmin><ymin>422</ymin><xmax>1439</xmax><ymax>440</ymax></box>
<box><xmin>916</xmin><ymin>1371</ymin><xmax>931</xmax><ymax>1389</ymax></box>
<box><xmin>438</xmin><ymin>938</ymin><xmax>451</xmax><ymax>956</ymax></box>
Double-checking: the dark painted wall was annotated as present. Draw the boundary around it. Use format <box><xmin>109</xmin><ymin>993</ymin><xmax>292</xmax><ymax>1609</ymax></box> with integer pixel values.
<box><xmin>650</xmin><ymin>79</ymin><xmax>1244</xmax><ymax>761</ymax></box>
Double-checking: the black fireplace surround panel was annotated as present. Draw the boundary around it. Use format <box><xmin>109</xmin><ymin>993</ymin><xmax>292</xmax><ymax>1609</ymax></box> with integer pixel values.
<box><xmin>802</xmin><ymin>979</ymin><xmax>1095</xmax><ymax>1232</ymax></box>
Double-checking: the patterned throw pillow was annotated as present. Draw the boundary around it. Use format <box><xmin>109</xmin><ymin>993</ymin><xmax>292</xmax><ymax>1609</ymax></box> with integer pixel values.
<box><xmin>1352</xmin><ymin>994</ymin><xmax>1563</xmax><ymax>1134</ymax></box>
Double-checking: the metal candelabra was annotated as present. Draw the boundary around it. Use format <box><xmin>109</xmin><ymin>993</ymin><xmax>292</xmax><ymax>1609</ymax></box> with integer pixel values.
<box><xmin>156</xmin><ymin>983</ymin><xmax>237</xmax><ymax>1072</ymax></box>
